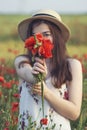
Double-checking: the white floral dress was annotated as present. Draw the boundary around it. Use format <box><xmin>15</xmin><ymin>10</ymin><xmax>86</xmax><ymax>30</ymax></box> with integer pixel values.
<box><xmin>18</xmin><ymin>77</ymin><xmax>71</xmax><ymax>130</ymax></box>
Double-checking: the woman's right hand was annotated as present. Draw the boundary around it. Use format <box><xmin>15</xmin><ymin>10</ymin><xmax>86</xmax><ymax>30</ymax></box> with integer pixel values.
<box><xmin>32</xmin><ymin>57</ymin><xmax>47</xmax><ymax>77</ymax></box>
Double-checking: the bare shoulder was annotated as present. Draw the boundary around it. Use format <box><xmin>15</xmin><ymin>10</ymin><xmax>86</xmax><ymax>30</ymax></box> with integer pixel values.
<box><xmin>67</xmin><ymin>58</ymin><xmax>82</xmax><ymax>73</ymax></box>
<box><xmin>14</xmin><ymin>55</ymin><xmax>29</xmax><ymax>67</ymax></box>
<box><xmin>14</xmin><ymin>54</ymin><xmax>29</xmax><ymax>62</ymax></box>
<box><xmin>68</xmin><ymin>58</ymin><xmax>82</xmax><ymax>68</ymax></box>
<box><xmin>67</xmin><ymin>58</ymin><xmax>82</xmax><ymax>87</ymax></box>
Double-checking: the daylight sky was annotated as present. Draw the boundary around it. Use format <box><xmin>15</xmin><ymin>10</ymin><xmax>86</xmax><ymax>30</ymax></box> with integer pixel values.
<box><xmin>0</xmin><ymin>0</ymin><xmax>87</xmax><ymax>14</ymax></box>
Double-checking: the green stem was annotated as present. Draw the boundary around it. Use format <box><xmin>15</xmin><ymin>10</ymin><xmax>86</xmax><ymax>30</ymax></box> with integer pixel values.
<box><xmin>41</xmin><ymin>81</ymin><xmax>44</xmax><ymax>118</ymax></box>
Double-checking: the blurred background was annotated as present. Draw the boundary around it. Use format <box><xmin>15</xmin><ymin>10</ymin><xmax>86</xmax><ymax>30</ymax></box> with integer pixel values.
<box><xmin>0</xmin><ymin>0</ymin><xmax>87</xmax><ymax>58</ymax></box>
<box><xmin>0</xmin><ymin>0</ymin><xmax>87</xmax><ymax>14</ymax></box>
<box><xmin>0</xmin><ymin>0</ymin><xmax>87</xmax><ymax>130</ymax></box>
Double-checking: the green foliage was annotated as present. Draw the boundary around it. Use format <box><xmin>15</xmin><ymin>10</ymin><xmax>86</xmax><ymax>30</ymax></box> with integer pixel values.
<box><xmin>63</xmin><ymin>14</ymin><xmax>87</xmax><ymax>45</ymax></box>
<box><xmin>0</xmin><ymin>14</ymin><xmax>87</xmax><ymax>44</ymax></box>
<box><xmin>71</xmin><ymin>93</ymin><xmax>87</xmax><ymax>130</ymax></box>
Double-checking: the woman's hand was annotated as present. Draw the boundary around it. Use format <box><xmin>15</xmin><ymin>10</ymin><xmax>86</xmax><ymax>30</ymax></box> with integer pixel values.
<box><xmin>32</xmin><ymin>81</ymin><xmax>49</xmax><ymax>96</ymax></box>
<box><xmin>32</xmin><ymin>57</ymin><xmax>47</xmax><ymax>77</ymax></box>
<box><xmin>31</xmin><ymin>57</ymin><xmax>49</xmax><ymax>96</ymax></box>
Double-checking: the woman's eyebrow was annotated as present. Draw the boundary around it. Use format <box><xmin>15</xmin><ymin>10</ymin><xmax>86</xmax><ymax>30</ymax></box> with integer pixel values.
<box><xmin>32</xmin><ymin>31</ymin><xmax>51</xmax><ymax>35</ymax></box>
<box><xmin>42</xmin><ymin>31</ymin><xmax>51</xmax><ymax>34</ymax></box>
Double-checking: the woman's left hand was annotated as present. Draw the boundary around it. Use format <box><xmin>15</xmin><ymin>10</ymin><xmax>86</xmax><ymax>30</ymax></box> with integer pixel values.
<box><xmin>32</xmin><ymin>81</ymin><xmax>48</xmax><ymax>96</ymax></box>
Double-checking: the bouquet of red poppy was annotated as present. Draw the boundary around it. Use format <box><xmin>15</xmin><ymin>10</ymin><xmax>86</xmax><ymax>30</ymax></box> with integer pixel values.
<box><xmin>24</xmin><ymin>33</ymin><xmax>54</xmax><ymax>118</ymax></box>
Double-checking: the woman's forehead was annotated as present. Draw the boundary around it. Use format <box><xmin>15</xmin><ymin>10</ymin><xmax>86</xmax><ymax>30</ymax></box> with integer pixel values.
<box><xmin>32</xmin><ymin>23</ymin><xmax>50</xmax><ymax>33</ymax></box>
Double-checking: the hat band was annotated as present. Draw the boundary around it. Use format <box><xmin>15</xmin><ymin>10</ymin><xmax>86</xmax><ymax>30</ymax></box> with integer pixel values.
<box><xmin>33</xmin><ymin>13</ymin><xmax>57</xmax><ymax>19</ymax></box>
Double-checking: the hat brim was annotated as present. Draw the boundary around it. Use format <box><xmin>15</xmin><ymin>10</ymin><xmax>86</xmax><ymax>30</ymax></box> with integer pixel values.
<box><xmin>18</xmin><ymin>15</ymin><xmax>70</xmax><ymax>43</ymax></box>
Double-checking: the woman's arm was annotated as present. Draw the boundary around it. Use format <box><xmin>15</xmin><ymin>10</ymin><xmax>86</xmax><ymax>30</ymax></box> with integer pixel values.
<box><xmin>32</xmin><ymin>58</ymin><xmax>83</xmax><ymax>121</ymax></box>
<box><xmin>44</xmin><ymin>59</ymin><xmax>82</xmax><ymax>120</ymax></box>
<box><xmin>14</xmin><ymin>55</ymin><xmax>36</xmax><ymax>84</ymax></box>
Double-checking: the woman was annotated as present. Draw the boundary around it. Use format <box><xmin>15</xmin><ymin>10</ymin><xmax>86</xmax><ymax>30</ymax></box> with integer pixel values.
<box><xmin>14</xmin><ymin>9</ymin><xmax>82</xmax><ymax>130</ymax></box>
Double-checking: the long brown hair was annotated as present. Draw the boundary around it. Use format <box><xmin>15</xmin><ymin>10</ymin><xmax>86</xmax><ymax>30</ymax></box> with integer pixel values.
<box><xmin>26</xmin><ymin>19</ymin><xmax>72</xmax><ymax>88</ymax></box>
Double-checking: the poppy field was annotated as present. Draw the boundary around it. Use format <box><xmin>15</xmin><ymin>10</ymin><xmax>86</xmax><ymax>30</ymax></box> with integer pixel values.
<box><xmin>0</xmin><ymin>14</ymin><xmax>87</xmax><ymax>130</ymax></box>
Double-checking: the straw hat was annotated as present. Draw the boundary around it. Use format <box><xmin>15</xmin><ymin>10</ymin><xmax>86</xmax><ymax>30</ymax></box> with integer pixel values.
<box><xmin>18</xmin><ymin>9</ymin><xmax>70</xmax><ymax>42</ymax></box>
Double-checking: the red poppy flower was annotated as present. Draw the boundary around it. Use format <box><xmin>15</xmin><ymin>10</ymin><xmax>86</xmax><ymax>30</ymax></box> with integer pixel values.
<box><xmin>36</xmin><ymin>33</ymin><xmax>43</xmax><ymax>42</ymax></box>
<box><xmin>0</xmin><ymin>76</ymin><xmax>4</xmax><ymax>83</ymax></box>
<box><xmin>83</xmin><ymin>53</ymin><xmax>87</xmax><ymax>60</ymax></box>
<box><xmin>0</xmin><ymin>91</ymin><xmax>2</xmax><ymax>97</ymax></box>
<box><xmin>2</xmin><ymin>81</ymin><xmax>12</xmax><ymax>89</ymax></box>
<box><xmin>13</xmin><ymin>93</ymin><xmax>20</xmax><ymax>98</ymax></box>
<box><xmin>5</xmin><ymin>121</ymin><xmax>10</xmax><ymax>127</ymax></box>
<box><xmin>4</xmin><ymin>128</ymin><xmax>9</xmax><ymax>130</ymax></box>
<box><xmin>11</xmin><ymin>102</ymin><xmax>19</xmax><ymax>112</ymax></box>
<box><xmin>39</xmin><ymin>39</ymin><xmax>53</xmax><ymax>58</ymax></box>
<box><xmin>25</xmin><ymin>33</ymin><xmax>54</xmax><ymax>58</ymax></box>
<box><xmin>40</xmin><ymin>118</ymin><xmax>48</xmax><ymax>125</ymax></box>
<box><xmin>25</xmin><ymin>36</ymin><xmax>36</xmax><ymax>49</ymax></box>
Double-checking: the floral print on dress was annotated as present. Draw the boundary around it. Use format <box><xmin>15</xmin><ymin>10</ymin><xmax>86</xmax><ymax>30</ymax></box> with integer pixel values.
<box><xmin>63</xmin><ymin>90</ymin><xmax>69</xmax><ymax>100</ymax></box>
<box><xmin>58</xmin><ymin>85</ymin><xmax>69</xmax><ymax>100</ymax></box>
<box><xmin>18</xmin><ymin>80</ymin><xmax>71</xmax><ymax>130</ymax></box>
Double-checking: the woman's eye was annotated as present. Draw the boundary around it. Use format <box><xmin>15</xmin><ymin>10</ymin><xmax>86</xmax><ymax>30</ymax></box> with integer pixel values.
<box><xmin>31</xmin><ymin>32</ymin><xmax>51</xmax><ymax>37</ymax></box>
<box><xmin>43</xmin><ymin>33</ymin><xmax>51</xmax><ymax>37</ymax></box>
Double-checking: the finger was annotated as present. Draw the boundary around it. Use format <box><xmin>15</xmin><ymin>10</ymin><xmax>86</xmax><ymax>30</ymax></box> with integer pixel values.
<box><xmin>32</xmin><ymin>87</ymin><xmax>41</xmax><ymax>95</ymax></box>
<box><xmin>33</xmin><ymin>65</ymin><xmax>45</xmax><ymax>73</ymax></box>
<box><xmin>32</xmin><ymin>69</ymin><xmax>39</xmax><ymax>74</ymax></box>
<box><xmin>34</xmin><ymin>82</ymin><xmax>41</xmax><ymax>86</ymax></box>
<box><xmin>34</xmin><ymin>62</ymin><xmax>45</xmax><ymax>70</ymax></box>
<box><xmin>35</xmin><ymin>57</ymin><xmax>45</xmax><ymax>65</ymax></box>
<box><xmin>33</xmin><ymin>83</ymin><xmax>41</xmax><ymax>89</ymax></box>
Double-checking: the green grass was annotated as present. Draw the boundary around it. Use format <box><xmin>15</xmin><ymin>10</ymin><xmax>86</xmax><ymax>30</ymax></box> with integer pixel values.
<box><xmin>0</xmin><ymin>40</ymin><xmax>24</xmax><ymax>59</ymax></box>
<box><xmin>61</xmin><ymin>14</ymin><xmax>87</xmax><ymax>25</ymax></box>
<box><xmin>67</xmin><ymin>44</ymin><xmax>87</xmax><ymax>57</ymax></box>
<box><xmin>0</xmin><ymin>14</ymin><xmax>87</xmax><ymax>44</ymax></box>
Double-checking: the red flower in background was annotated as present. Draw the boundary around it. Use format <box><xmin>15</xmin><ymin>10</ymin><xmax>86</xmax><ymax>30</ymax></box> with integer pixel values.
<box><xmin>0</xmin><ymin>76</ymin><xmax>4</xmax><ymax>83</ymax></box>
<box><xmin>83</xmin><ymin>53</ymin><xmax>87</xmax><ymax>60</ymax></box>
<box><xmin>11</xmin><ymin>102</ymin><xmax>19</xmax><ymax>112</ymax></box>
<box><xmin>5</xmin><ymin>121</ymin><xmax>10</xmax><ymax>127</ymax></box>
<box><xmin>0</xmin><ymin>91</ymin><xmax>2</xmax><ymax>97</ymax></box>
<box><xmin>4</xmin><ymin>128</ymin><xmax>9</xmax><ymax>130</ymax></box>
<box><xmin>13</xmin><ymin>93</ymin><xmax>20</xmax><ymax>98</ymax></box>
<box><xmin>2</xmin><ymin>81</ymin><xmax>12</xmax><ymax>89</ymax></box>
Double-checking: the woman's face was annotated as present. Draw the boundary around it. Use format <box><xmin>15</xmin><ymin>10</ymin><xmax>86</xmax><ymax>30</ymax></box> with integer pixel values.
<box><xmin>32</xmin><ymin>23</ymin><xmax>53</xmax><ymax>43</ymax></box>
